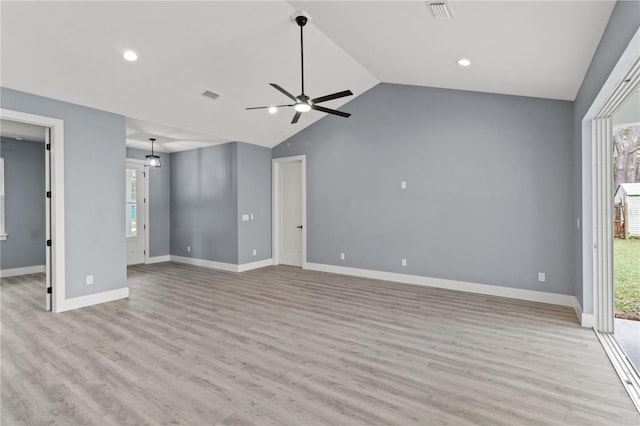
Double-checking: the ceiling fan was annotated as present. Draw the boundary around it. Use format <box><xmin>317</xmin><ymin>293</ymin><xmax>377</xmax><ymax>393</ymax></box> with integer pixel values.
<box><xmin>246</xmin><ymin>14</ymin><xmax>353</xmax><ymax>124</ymax></box>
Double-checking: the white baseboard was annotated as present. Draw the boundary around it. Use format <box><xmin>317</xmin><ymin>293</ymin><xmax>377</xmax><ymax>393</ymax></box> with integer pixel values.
<box><xmin>0</xmin><ymin>264</ymin><xmax>45</xmax><ymax>278</ymax></box>
<box><xmin>304</xmin><ymin>262</ymin><xmax>577</xmax><ymax>307</ymax></box>
<box><xmin>573</xmin><ymin>298</ymin><xmax>595</xmax><ymax>328</ymax></box>
<box><xmin>237</xmin><ymin>258</ymin><xmax>274</xmax><ymax>272</ymax></box>
<box><xmin>147</xmin><ymin>255</ymin><xmax>171</xmax><ymax>264</ymax></box>
<box><xmin>170</xmin><ymin>255</ymin><xmax>273</xmax><ymax>273</ymax></box>
<box><xmin>56</xmin><ymin>287</ymin><xmax>129</xmax><ymax>313</ymax></box>
<box><xmin>170</xmin><ymin>255</ymin><xmax>238</xmax><ymax>272</ymax></box>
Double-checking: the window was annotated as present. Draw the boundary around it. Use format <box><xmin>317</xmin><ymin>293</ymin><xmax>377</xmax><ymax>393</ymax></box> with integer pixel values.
<box><xmin>0</xmin><ymin>157</ymin><xmax>6</xmax><ymax>240</ymax></box>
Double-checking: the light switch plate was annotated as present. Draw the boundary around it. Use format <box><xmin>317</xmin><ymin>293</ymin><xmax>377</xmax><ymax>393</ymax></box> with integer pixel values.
<box><xmin>401</xmin><ymin>181</ymin><xmax>407</xmax><ymax>189</ymax></box>
<box><xmin>242</xmin><ymin>214</ymin><xmax>250</xmax><ymax>221</ymax></box>
<box><xmin>401</xmin><ymin>258</ymin><xmax>407</xmax><ymax>267</ymax></box>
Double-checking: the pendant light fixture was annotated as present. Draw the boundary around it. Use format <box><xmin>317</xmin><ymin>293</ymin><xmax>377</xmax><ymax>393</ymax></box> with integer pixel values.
<box><xmin>145</xmin><ymin>138</ymin><xmax>161</xmax><ymax>168</ymax></box>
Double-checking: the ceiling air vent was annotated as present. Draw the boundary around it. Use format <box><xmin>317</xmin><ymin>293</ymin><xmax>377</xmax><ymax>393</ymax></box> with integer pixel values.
<box><xmin>202</xmin><ymin>90</ymin><xmax>220</xmax><ymax>101</ymax></box>
<box><xmin>429</xmin><ymin>1</ymin><xmax>455</xmax><ymax>20</ymax></box>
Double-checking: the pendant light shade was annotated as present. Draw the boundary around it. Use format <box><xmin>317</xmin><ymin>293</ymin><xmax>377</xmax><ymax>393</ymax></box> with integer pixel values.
<box><xmin>145</xmin><ymin>138</ymin><xmax>161</xmax><ymax>168</ymax></box>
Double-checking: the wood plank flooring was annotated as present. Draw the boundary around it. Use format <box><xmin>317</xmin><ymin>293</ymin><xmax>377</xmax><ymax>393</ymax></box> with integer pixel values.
<box><xmin>2</xmin><ymin>262</ymin><xmax>638</xmax><ymax>425</ymax></box>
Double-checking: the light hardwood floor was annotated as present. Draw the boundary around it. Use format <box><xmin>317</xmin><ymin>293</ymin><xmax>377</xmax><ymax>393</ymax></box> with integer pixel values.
<box><xmin>2</xmin><ymin>262</ymin><xmax>638</xmax><ymax>425</ymax></box>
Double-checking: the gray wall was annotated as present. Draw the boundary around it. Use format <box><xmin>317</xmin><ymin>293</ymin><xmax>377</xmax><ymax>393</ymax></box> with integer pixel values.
<box><xmin>1</xmin><ymin>87</ymin><xmax>126</xmax><ymax>298</ymax></box>
<box><xmin>0</xmin><ymin>139</ymin><xmax>45</xmax><ymax>270</ymax></box>
<box><xmin>572</xmin><ymin>1</ymin><xmax>640</xmax><ymax>311</ymax></box>
<box><xmin>237</xmin><ymin>142</ymin><xmax>271</xmax><ymax>264</ymax></box>
<box><xmin>274</xmin><ymin>83</ymin><xmax>574</xmax><ymax>295</ymax></box>
<box><xmin>170</xmin><ymin>143</ymin><xmax>238</xmax><ymax>263</ymax></box>
<box><xmin>126</xmin><ymin>148</ymin><xmax>171</xmax><ymax>257</ymax></box>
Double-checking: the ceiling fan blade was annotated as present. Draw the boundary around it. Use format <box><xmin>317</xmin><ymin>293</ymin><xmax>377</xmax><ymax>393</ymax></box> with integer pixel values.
<box><xmin>245</xmin><ymin>104</ymin><xmax>295</xmax><ymax>110</ymax></box>
<box><xmin>311</xmin><ymin>90</ymin><xmax>353</xmax><ymax>104</ymax></box>
<box><xmin>270</xmin><ymin>83</ymin><xmax>297</xmax><ymax>102</ymax></box>
<box><xmin>311</xmin><ymin>105</ymin><xmax>351</xmax><ymax>118</ymax></box>
<box><xmin>291</xmin><ymin>111</ymin><xmax>302</xmax><ymax>124</ymax></box>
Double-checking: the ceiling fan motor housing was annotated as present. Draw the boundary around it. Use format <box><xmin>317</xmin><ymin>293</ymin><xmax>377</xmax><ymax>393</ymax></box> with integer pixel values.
<box><xmin>295</xmin><ymin>15</ymin><xmax>308</xmax><ymax>27</ymax></box>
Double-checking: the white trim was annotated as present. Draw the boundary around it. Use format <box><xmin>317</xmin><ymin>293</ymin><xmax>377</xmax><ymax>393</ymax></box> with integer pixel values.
<box><xmin>573</xmin><ymin>298</ymin><xmax>595</xmax><ymax>328</ymax></box>
<box><xmin>170</xmin><ymin>255</ymin><xmax>273</xmax><ymax>273</ymax></box>
<box><xmin>147</xmin><ymin>255</ymin><xmax>171</xmax><ymax>264</ymax></box>
<box><xmin>304</xmin><ymin>262</ymin><xmax>577</xmax><ymax>307</ymax></box>
<box><xmin>170</xmin><ymin>255</ymin><xmax>238</xmax><ymax>272</ymax></box>
<box><xmin>0</xmin><ymin>264</ymin><xmax>46</xmax><ymax>278</ymax></box>
<box><xmin>272</xmin><ymin>155</ymin><xmax>307</xmax><ymax>268</ymax></box>
<box><xmin>0</xmin><ymin>158</ymin><xmax>5</xmax><ymax>238</ymax></box>
<box><xmin>237</xmin><ymin>258</ymin><xmax>274</xmax><ymax>272</ymax></box>
<box><xmin>55</xmin><ymin>287</ymin><xmax>129</xmax><ymax>313</ymax></box>
<box><xmin>0</xmin><ymin>109</ymin><xmax>65</xmax><ymax>313</ymax></box>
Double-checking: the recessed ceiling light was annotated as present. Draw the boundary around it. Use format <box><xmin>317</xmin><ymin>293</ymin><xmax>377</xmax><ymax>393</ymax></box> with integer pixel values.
<box><xmin>268</xmin><ymin>106</ymin><xmax>278</xmax><ymax>114</ymax></box>
<box><xmin>457</xmin><ymin>58</ymin><xmax>471</xmax><ymax>67</ymax></box>
<box><xmin>123</xmin><ymin>50</ymin><xmax>138</xmax><ymax>62</ymax></box>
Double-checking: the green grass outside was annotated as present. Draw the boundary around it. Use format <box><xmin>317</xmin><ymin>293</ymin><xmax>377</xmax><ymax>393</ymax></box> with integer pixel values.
<box><xmin>614</xmin><ymin>238</ymin><xmax>640</xmax><ymax>320</ymax></box>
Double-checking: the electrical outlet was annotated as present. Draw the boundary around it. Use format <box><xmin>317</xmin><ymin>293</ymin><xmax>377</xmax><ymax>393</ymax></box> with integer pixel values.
<box><xmin>538</xmin><ymin>272</ymin><xmax>546</xmax><ymax>283</ymax></box>
<box><xmin>340</xmin><ymin>252</ymin><xmax>345</xmax><ymax>261</ymax></box>
<box><xmin>187</xmin><ymin>245</ymin><xmax>191</xmax><ymax>253</ymax></box>
<box><xmin>86</xmin><ymin>275</ymin><xmax>94</xmax><ymax>285</ymax></box>
<box><xmin>401</xmin><ymin>258</ymin><xmax>407</xmax><ymax>267</ymax></box>
<box><xmin>252</xmin><ymin>249</ymin><xmax>257</xmax><ymax>256</ymax></box>
<box><xmin>401</xmin><ymin>181</ymin><xmax>407</xmax><ymax>189</ymax></box>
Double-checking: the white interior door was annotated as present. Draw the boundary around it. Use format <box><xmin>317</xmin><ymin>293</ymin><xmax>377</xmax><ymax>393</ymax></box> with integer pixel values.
<box><xmin>126</xmin><ymin>163</ymin><xmax>146</xmax><ymax>265</ymax></box>
<box><xmin>279</xmin><ymin>161</ymin><xmax>303</xmax><ymax>266</ymax></box>
<box><xmin>44</xmin><ymin>128</ymin><xmax>51</xmax><ymax>311</ymax></box>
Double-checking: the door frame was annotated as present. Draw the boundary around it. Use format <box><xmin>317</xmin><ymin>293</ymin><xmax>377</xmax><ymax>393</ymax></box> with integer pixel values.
<box><xmin>272</xmin><ymin>155</ymin><xmax>307</xmax><ymax>268</ymax></box>
<box><xmin>126</xmin><ymin>158</ymin><xmax>149</xmax><ymax>264</ymax></box>
<box><xmin>1</xmin><ymin>108</ymin><xmax>65</xmax><ymax>313</ymax></box>
<box><xmin>582</xmin><ymin>27</ymin><xmax>640</xmax><ymax>332</ymax></box>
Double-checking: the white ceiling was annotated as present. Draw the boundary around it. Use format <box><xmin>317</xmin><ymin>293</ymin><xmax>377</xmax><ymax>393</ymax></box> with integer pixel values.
<box><xmin>0</xmin><ymin>1</ymin><xmax>615</xmax><ymax>151</ymax></box>
<box><xmin>0</xmin><ymin>119</ymin><xmax>46</xmax><ymax>143</ymax></box>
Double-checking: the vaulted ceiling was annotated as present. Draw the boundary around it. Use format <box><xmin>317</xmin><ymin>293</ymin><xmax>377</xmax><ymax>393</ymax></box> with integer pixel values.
<box><xmin>1</xmin><ymin>1</ymin><xmax>615</xmax><ymax>151</ymax></box>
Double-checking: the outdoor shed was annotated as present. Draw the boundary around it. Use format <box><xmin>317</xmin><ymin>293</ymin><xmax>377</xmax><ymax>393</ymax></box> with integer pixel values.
<box><xmin>614</xmin><ymin>182</ymin><xmax>640</xmax><ymax>238</ymax></box>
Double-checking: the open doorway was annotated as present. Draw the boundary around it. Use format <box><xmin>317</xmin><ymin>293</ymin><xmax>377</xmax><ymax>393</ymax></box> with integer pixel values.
<box><xmin>1</xmin><ymin>109</ymin><xmax>65</xmax><ymax>312</ymax></box>
<box><xmin>612</xmin><ymin>89</ymin><xmax>640</xmax><ymax>375</ymax></box>
<box><xmin>0</xmin><ymin>119</ymin><xmax>50</xmax><ymax>310</ymax></box>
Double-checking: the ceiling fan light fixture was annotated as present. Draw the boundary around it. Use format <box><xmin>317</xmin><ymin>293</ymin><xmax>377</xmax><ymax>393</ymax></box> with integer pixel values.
<box><xmin>294</xmin><ymin>103</ymin><xmax>312</xmax><ymax>113</ymax></box>
<box><xmin>145</xmin><ymin>138</ymin><xmax>161</xmax><ymax>168</ymax></box>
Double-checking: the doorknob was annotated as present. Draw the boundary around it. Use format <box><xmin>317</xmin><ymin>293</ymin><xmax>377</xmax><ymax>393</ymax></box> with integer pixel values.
<box><xmin>297</xmin><ymin>225</ymin><xmax>303</xmax><ymax>229</ymax></box>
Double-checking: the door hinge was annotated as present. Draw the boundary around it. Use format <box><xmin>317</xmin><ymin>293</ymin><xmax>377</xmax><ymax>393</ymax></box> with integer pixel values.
<box><xmin>46</xmin><ymin>143</ymin><xmax>51</xmax><ymax>151</ymax></box>
<box><xmin>144</xmin><ymin>250</ymin><xmax>146</xmax><ymax>255</ymax></box>
<box><xmin>144</xmin><ymin>224</ymin><xmax>146</xmax><ymax>230</ymax></box>
<box><xmin>46</xmin><ymin>191</ymin><xmax>51</xmax><ymax>198</ymax></box>
<box><xmin>47</xmin><ymin>287</ymin><xmax>52</xmax><ymax>294</ymax></box>
<box><xmin>46</xmin><ymin>239</ymin><xmax>51</xmax><ymax>247</ymax></box>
